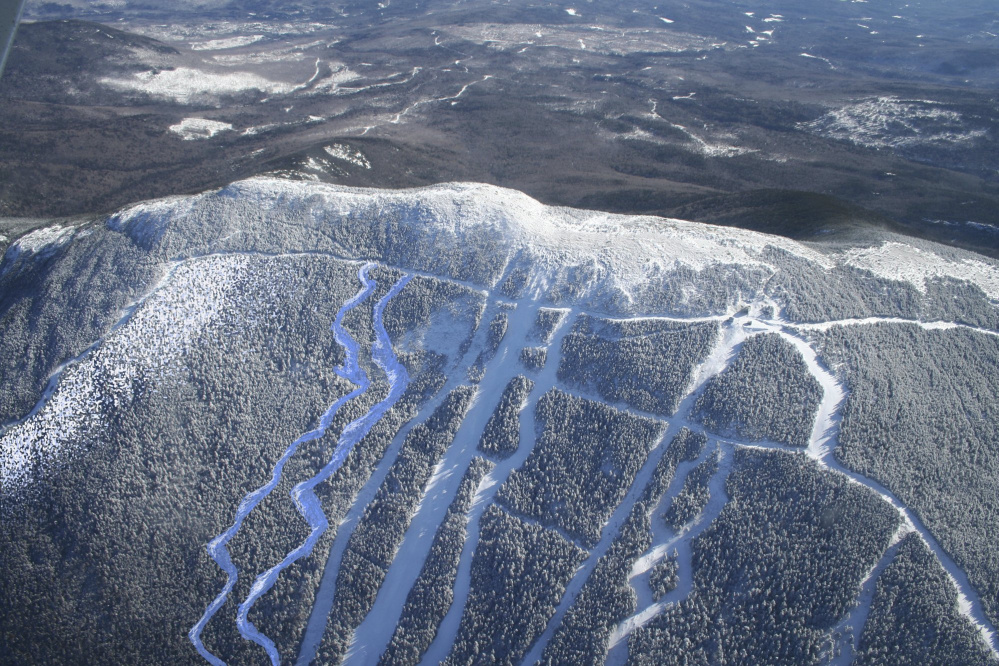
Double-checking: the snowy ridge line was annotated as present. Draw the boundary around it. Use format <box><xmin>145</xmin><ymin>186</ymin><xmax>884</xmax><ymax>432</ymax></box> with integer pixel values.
<box><xmin>418</xmin><ymin>306</ymin><xmax>579</xmax><ymax>665</ymax></box>
<box><xmin>607</xmin><ymin>447</ymin><xmax>734</xmax><ymax>662</ymax></box>
<box><xmin>826</xmin><ymin>523</ymin><xmax>913</xmax><ymax>666</ymax></box>
<box><xmin>187</xmin><ymin>262</ymin><xmax>377</xmax><ymax>666</ymax></box>
<box><xmin>234</xmin><ymin>271</ymin><xmax>413</xmax><ymax>665</ymax></box>
<box><xmin>341</xmin><ymin>295</ymin><xmax>545</xmax><ymax>665</ymax></box>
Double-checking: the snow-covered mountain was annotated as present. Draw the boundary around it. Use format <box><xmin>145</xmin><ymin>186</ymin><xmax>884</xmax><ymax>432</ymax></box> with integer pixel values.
<box><xmin>1</xmin><ymin>179</ymin><xmax>997</xmax><ymax>665</ymax></box>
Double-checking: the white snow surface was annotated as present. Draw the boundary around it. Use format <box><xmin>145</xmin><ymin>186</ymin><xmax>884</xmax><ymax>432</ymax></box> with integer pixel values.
<box><xmin>324</xmin><ymin>144</ymin><xmax>372</xmax><ymax>169</ymax></box>
<box><xmin>168</xmin><ymin>117</ymin><xmax>235</xmax><ymax>140</ymax></box>
<box><xmin>100</xmin><ymin>67</ymin><xmax>295</xmax><ymax>103</ymax></box>
<box><xmin>190</xmin><ymin>34</ymin><xmax>264</xmax><ymax>50</ymax></box>
<box><xmin>801</xmin><ymin>96</ymin><xmax>987</xmax><ymax>150</ymax></box>
<box><xmin>110</xmin><ymin>177</ymin><xmax>999</xmax><ymax>307</ymax></box>
<box><xmin>841</xmin><ymin>241</ymin><xmax>999</xmax><ymax>299</ymax></box>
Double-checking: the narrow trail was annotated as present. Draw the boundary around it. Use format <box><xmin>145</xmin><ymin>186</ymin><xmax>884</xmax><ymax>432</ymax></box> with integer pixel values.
<box><xmin>342</xmin><ymin>295</ymin><xmax>542</xmax><ymax>665</ymax></box>
<box><xmin>418</xmin><ymin>302</ymin><xmax>578</xmax><ymax>666</ymax></box>
<box><xmin>570</xmin><ymin>309</ymin><xmax>999</xmax><ymax>662</ymax></box>
<box><xmin>827</xmin><ymin>523</ymin><xmax>913</xmax><ymax>666</ymax></box>
<box><xmin>234</xmin><ymin>272</ymin><xmax>414</xmax><ymax>666</ymax></box>
<box><xmin>519</xmin><ymin>318</ymin><xmax>748</xmax><ymax>666</ymax></box>
<box><xmin>606</xmin><ymin>447</ymin><xmax>734</xmax><ymax>664</ymax></box>
<box><xmin>783</xmin><ymin>316</ymin><xmax>999</xmax><ymax>339</ymax></box>
<box><xmin>188</xmin><ymin>262</ymin><xmax>377</xmax><ymax>666</ymax></box>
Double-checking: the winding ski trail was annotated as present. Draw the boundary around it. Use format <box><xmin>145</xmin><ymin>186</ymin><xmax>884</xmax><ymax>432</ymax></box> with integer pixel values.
<box><xmin>188</xmin><ymin>262</ymin><xmax>378</xmax><ymax>666</ymax></box>
<box><xmin>600</xmin><ymin>311</ymin><xmax>999</xmax><ymax>661</ymax></box>
<box><xmin>606</xmin><ymin>447</ymin><xmax>733</xmax><ymax>662</ymax></box>
<box><xmin>234</xmin><ymin>270</ymin><xmax>413</xmax><ymax>665</ymax></box>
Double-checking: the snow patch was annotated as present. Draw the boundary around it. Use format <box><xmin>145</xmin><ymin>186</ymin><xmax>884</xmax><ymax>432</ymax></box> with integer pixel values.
<box><xmin>324</xmin><ymin>144</ymin><xmax>372</xmax><ymax>169</ymax></box>
<box><xmin>100</xmin><ymin>67</ymin><xmax>295</xmax><ymax>104</ymax></box>
<box><xmin>190</xmin><ymin>35</ymin><xmax>265</xmax><ymax>51</ymax></box>
<box><xmin>169</xmin><ymin>118</ymin><xmax>234</xmax><ymax>140</ymax></box>
<box><xmin>1</xmin><ymin>256</ymin><xmax>247</xmax><ymax>495</ymax></box>
<box><xmin>801</xmin><ymin>96</ymin><xmax>986</xmax><ymax>150</ymax></box>
<box><xmin>842</xmin><ymin>242</ymin><xmax>999</xmax><ymax>299</ymax></box>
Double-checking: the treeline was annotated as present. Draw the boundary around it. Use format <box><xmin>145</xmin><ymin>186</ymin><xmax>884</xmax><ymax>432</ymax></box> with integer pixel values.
<box><xmin>111</xmin><ymin>182</ymin><xmax>511</xmax><ymax>286</ymax></box>
<box><xmin>763</xmin><ymin>246</ymin><xmax>999</xmax><ymax>329</ymax></box>
<box><xmin>497</xmin><ymin>389</ymin><xmax>665</xmax><ymax>547</ymax></box>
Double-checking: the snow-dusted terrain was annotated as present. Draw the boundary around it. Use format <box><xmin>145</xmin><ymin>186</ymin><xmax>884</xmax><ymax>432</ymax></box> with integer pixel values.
<box><xmin>2</xmin><ymin>178</ymin><xmax>998</xmax><ymax>665</ymax></box>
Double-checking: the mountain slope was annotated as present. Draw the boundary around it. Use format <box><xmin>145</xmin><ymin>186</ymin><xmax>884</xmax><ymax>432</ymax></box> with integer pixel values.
<box><xmin>1</xmin><ymin>179</ymin><xmax>997</xmax><ymax>665</ymax></box>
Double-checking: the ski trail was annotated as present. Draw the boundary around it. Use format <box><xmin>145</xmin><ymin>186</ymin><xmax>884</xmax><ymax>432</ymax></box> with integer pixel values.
<box><xmin>522</xmin><ymin>313</ymin><xmax>750</xmax><ymax>665</ymax></box>
<box><xmin>188</xmin><ymin>262</ymin><xmax>377</xmax><ymax>666</ymax></box>
<box><xmin>591</xmin><ymin>311</ymin><xmax>999</xmax><ymax>661</ymax></box>
<box><xmin>774</xmin><ymin>324</ymin><xmax>999</xmax><ymax>657</ymax></box>
<box><xmin>783</xmin><ymin>316</ymin><xmax>999</xmax><ymax>339</ymax></box>
<box><xmin>296</xmin><ymin>262</ymin><xmax>523</xmax><ymax>666</ymax></box>
<box><xmin>234</xmin><ymin>272</ymin><xmax>413</xmax><ymax>665</ymax></box>
<box><xmin>418</xmin><ymin>307</ymin><xmax>577</xmax><ymax>666</ymax></box>
<box><xmin>606</xmin><ymin>447</ymin><xmax>733</xmax><ymax>663</ymax></box>
<box><xmin>341</xmin><ymin>299</ymin><xmax>542</xmax><ymax>665</ymax></box>
<box><xmin>628</xmin><ymin>448</ymin><xmax>714</xmax><ymax>599</ymax></box>
<box><xmin>827</xmin><ymin>523</ymin><xmax>913</xmax><ymax>666</ymax></box>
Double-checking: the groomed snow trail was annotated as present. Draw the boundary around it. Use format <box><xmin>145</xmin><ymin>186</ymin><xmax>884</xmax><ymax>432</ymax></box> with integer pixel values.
<box><xmin>235</xmin><ymin>271</ymin><xmax>413</xmax><ymax>666</ymax></box>
<box><xmin>418</xmin><ymin>306</ymin><xmax>577</xmax><ymax>666</ymax></box>
<box><xmin>189</xmin><ymin>262</ymin><xmax>378</xmax><ymax>666</ymax></box>
<box><xmin>606</xmin><ymin>447</ymin><xmax>733</xmax><ymax>663</ymax></box>
<box><xmin>592</xmin><ymin>310</ymin><xmax>999</xmax><ymax>662</ymax></box>
<box><xmin>342</xmin><ymin>297</ymin><xmax>543</xmax><ymax>665</ymax></box>
<box><xmin>295</xmin><ymin>295</ymin><xmax>517</xmax><ymax>666</ymax></box>
<box><xmin>826</xmin><ymin>523</ymin><xmax>913</xmax><ymax>666</ymax></box>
